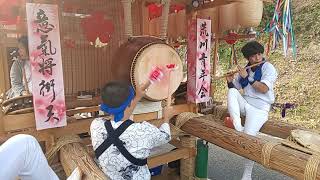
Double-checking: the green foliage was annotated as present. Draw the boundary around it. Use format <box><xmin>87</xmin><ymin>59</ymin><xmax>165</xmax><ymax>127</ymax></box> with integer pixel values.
<box><xmin>258</xmin><ymin>2</ymin><xmax>276</xmax><ymax>32</ymax></box>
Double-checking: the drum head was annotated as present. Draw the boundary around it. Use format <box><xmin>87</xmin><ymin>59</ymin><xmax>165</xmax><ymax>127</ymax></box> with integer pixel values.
<box><xmin>131</xmin><ymin>43</ymin><xmax>183</xmax><ymax>101</ymax></box>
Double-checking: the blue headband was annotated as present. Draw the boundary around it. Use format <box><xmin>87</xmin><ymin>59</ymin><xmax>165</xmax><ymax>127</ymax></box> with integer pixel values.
<box><xmin>100</xmin><ymin>86</ymin><xmax>135</xmax><ymax>122</ymax></box>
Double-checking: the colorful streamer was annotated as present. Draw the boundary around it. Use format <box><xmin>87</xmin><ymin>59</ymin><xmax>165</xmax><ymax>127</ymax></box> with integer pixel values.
<box><xmin>264</xmin><ymin>0</ymin><xmax>297</xmax><ymax>60</ymax></box>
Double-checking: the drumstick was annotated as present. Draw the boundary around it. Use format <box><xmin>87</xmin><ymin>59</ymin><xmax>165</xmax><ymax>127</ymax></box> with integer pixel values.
<box><xmin>213</xmin><ymin>60</ymin><xmax>266</xmax><ymax>80</ymax></box>
<box><xmin>148</xmin><ymin>66</ymin><xmax>164</xmax><ymax>83</ymax></box>
<box><xmin>166</xmin><ymin>71</ymin><xmax>172</xmax><ymax>107</ymax></box>
<box><xmin>165</xmin><ymin>64</ymin><xmax>178</xmax><ymax>107</ymax></box>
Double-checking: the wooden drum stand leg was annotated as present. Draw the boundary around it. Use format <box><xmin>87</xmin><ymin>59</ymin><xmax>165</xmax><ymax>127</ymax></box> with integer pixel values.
<box><xmin>180</xmin><ymin>135</ymin><xmax>197</xmax><ymax>180</ymax></box>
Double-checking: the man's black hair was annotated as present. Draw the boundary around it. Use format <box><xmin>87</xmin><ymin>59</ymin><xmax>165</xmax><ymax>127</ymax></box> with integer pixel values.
<box><xmin>18</xmin><ymin>36</ymin><xmax>29</xmax><ymax>53</ymax></box>
<box><xmin>241</xmin><ymin>41</ymin><xmax>264</xmax><ymax>59</ymax></box>
<box><xmin>101</xmin><ymin>81</ymin><xmax>132</xmax><ymax>108</ymax></box>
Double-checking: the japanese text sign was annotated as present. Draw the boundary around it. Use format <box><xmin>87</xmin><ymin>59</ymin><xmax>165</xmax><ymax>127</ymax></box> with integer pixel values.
<box><xmin>26</xmin><ymin>3</ymin><xmax>67</xmax><ymax>130</ymax></box>
<box><xmin>187</xmin><ymin>18</ymin><xmax>211</xmax><ymax>103</ymax></box>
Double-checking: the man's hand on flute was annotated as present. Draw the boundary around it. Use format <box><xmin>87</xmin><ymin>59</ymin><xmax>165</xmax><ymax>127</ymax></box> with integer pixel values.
<box><xmin>226</xmin><ymin>73</ymin><xmax>235</xmax><ymax>83</ymax></box>
<box><xmin>237</xmin><ymin>65</ymin><xmax>248</xmax><ymax>79</ymax></box>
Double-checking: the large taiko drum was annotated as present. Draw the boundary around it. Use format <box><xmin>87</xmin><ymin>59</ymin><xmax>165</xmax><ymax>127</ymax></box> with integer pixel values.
<box><xmin>111</xmin><ymin>36</ymin><xmax>183</xmax><ymax>101</ymax></box>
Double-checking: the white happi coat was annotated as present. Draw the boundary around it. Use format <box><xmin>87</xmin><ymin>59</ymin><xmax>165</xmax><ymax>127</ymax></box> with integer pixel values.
<box><xmin>228</xmin><ymin>61</ymin><xmax>278</xmax><ymax>135</ymax></box>
<box><xmin>90</xmin><ymin>118</ymin><xmax>171</xmax><ymax>180</ymax></box>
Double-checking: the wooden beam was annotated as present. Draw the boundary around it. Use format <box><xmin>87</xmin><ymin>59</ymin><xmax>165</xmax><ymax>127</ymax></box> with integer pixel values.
<box><xmin>178</xmin><ymin>116</ymin><xmax>320</xmax><ymax>179</ymax></box>
<box><xmin>2</xmin><ymin>112</ymin><xmax>35</xmax><ymax>132</ymax></box>
<box><xmin>191</xmin><ymin>0</ymin><xmax>240</xmax><ymax>12</ymax></box>
<box><xmin>148</xmin><ymin>147</ymin><xmax>196</xmax><ymax>168</ymax></box>
<box><xmin>169</xmin><ymin>138</ymin><xmax>184</xmax><ymax>149</ymax></box>
<box><xmin>191</xmin><ymin>0</ymin><xmax>273</xmax><ymax>12</ymax></box>
<box><xmin>0</xmin><ymin>118</ymin><xmax>93</xmax><ymax>142</ymax></box>
<box><xmin>1</xmin><ymin>103</ymin><xmax>195</xmax><ymax>135</ymax></box>
<box><xmin>204</xmin><ymin>114</ymin><xmax>301</xmax><ymax>139</ymax></box>
<box><xmin>134</xmin><ymin>112</ymin><xmax>159</xmax><ymax>122</ymax></box>
<box><xmin>260</xmin><ymin>120</ymin><xmax>307</xmax><ymax>139</ymax></box>
<box><xmin>66</xmin><ymin>106</ymin><xmax>99</xmax><ymax>116</ymax></box>
<box><xmin>208</xmin><ymin>105</ymin><xmax>306</xmax><ymax>139</ymax></box>
<box><xmin>65</xmin><ymin>96</ymin><xmax>101</xmax><ymax>109</ymax></box>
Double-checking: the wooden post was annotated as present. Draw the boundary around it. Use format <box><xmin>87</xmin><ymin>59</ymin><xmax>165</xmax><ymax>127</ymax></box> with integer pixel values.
<box><xmin>212</xmin><ymin>34</ymin><xmax>219</xmax><ymax>78</ymax></box>
<box><xmin>178</xmin><ymin>116</ymin><xmax>320</xmax><ymax>179</ymax></box>
<box><xmin>0</xmin><ymin>109</ymin><xmax>4</xmax><ymax>135</ymax></box>
<box><xmin>211</xmin><ymin>35</ymin><xmax>219</xmax><ymax>97</ymax></box>
<box><xmin>60</xmin><ymin>142</ymin><xmax>107</xmax><ymax>180</ymax></box>
<box><xmin>159</xmin><ymin>0</ymin><xmax>171</xmax><ymax>39</ymax></box>
<box><xmin>180</xmin><ymin>135</ymin><xmax>196</xmax><ymax>180</ymax></box>
<box><xmin>121</xmin><ymin>0</ymin><xmax>133</xmax><ymax>38</ymax></box>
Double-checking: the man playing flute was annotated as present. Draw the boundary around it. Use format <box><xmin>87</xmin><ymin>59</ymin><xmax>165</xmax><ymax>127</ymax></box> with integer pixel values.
<box><xmin>226</xmin><ymin>41</ymin><xmax>278</xmax><ymax>180</ymax></box>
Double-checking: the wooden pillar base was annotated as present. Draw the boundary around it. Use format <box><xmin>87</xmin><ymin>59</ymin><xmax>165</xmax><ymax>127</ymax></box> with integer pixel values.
<box><xmin>180</xmin><ymin>135</ymin><xmax>197</xmax><ymax>180</ymax></box>
<box><xmin>60</xmin><ymin>142</ymin><xmax>107</xmax><ymax>180</ymax></box>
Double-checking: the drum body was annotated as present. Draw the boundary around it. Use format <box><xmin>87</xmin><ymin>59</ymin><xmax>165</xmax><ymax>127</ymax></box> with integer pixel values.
<box><xmin>112</xmin><ymin>36</ymin><xmax>183</xmax><ymax>101</ymax></box>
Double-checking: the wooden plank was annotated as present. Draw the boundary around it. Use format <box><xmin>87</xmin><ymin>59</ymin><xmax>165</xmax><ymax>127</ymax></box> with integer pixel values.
<box><xmin>179</xmin><ymin>116</ymin><xmax>320</xmax><ymax>179</ymax></box>
<box><xmin>0</xmin><ymin>117</ymin><xmax>93</xmax><ymax>142</ymax></box>
<box><xmin>172</xmin><ymin>103</ymin><xmax>197</xmax><ymax>115</ymax></box>
<box><xmin>47</xmin><ymin>118</ymin><xmax>93</xmax><ymax>138</ymax></box>
<box><xmin>169</xmin><ymin>138</ymin><xmax>184</xmax><ymax>149</ymax></box>
<box><xmin>65</xmin><ymin>96</ymin><xmax>101</xmax><ymax>109</ymax></box>
<box><xmin>1</xmin><ymin>102</ymin><xmax>195</xmax><ymax>133</ymax></box>
<box><xmin>2</xmin><ymin>112</ymin><xmax>35</xmax><ymax>131</ymax></box>
<box><xmin>148</xmin><ymin>147</ymin><xmax>196</xmax><ymax>168</ymax></box>
<box><xmin>133</xmin><ymin>103</ymin><xmax>196</xmax><ymax>122</ymax></box>
<box><xmin>66</xmin><ymin>106</ymin><xmax>99</xmax><ymax>116</ymax></box>
<box><xmin>133</xmin><ymin>112</ymin><xmax>159</xmax><ymax>122</ymax></box>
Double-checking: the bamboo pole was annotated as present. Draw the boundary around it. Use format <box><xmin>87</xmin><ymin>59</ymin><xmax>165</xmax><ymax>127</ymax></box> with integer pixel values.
<box><xmin>178</xmin><ymin>116</ymin><xmax>320</xmax><ymax>179</ymax></box>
